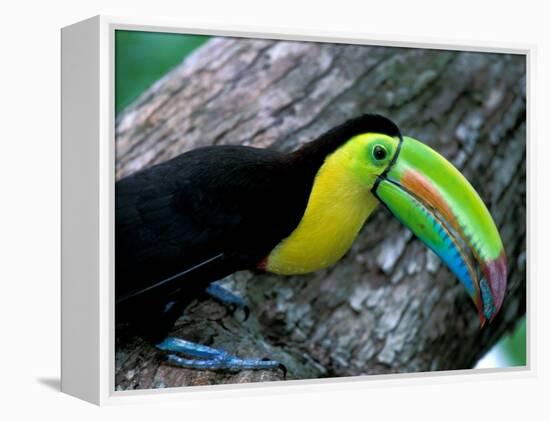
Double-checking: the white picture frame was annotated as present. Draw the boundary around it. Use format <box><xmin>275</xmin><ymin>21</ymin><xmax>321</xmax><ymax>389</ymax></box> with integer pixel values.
<box><xmin>61</xmin><ymin>15</ymin><xmax>532</xmax><ymax>405</ymax></box>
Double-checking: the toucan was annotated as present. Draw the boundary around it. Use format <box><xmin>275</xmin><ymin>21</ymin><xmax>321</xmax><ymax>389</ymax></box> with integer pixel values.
<box><xmin>116</xmin><ymin>114</ymin><xmax>507</xmax><ymax>373</ymax></box>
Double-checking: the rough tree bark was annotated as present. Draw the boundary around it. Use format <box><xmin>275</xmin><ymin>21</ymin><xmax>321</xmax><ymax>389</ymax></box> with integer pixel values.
<box><xmin>114</xmin><ymin>38</ymin><xmax>526</xmax><ymax>390</ymax></box>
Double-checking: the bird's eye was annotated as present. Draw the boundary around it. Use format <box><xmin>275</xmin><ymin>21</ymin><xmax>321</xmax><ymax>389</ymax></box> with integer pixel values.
<box><xmin>373</xmin><ymin>145</ymin><xmax>387</xmax><ymax>161</ymax></box>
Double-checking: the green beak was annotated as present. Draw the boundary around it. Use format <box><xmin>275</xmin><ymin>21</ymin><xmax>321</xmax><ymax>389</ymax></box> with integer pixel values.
<box><xmin>372</xmin><ymin>136</ymin><xmax>507</xmax><ymax>325</ymax></box>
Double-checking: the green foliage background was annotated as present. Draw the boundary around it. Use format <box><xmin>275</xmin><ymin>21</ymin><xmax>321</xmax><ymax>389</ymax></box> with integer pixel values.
<box><xmin>115</xmin><ymin>30</ymin><xmax>209</xmax><ymax>114</ymax></box>
<box><xmin>114</xmin><ymin>30</ymin><xmax>526</xmax><ymax>368</ymax></box>
<box><xmin>500</xmin><ymin>317</ymin><xmax>526</xmax><ymax>366</ymax></box>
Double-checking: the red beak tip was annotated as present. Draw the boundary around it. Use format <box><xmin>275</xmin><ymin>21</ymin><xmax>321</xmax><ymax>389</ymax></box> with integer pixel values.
<box><xmin>482</xmin><ymin>252</ymin><xmax>508</xmax><ymax>320</ymax></box>
<box><xmin>479</xmin><ymin>316</ymin><xmax>487</xmax><ymax>329</ymax></box>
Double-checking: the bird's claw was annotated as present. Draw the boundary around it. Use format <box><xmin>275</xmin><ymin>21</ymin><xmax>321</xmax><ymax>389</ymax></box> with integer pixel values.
<box><xmin>261</xmin><ymin>357</ymin><xmax>287</xmax><ymax>378</ymax></box>
<box><xmin>241</xmin><ymin>304</ymin><xmax>250</xmax><ymax>321</ymax></box>
<box><xmin>205</xmin><ymin>281</ymin><xmax>250</xmax><ymax>321</ymax></box>
<box><xmin>156</xmin><ymin>337</ymin><xmax>286</xmax><ymax>375</ymax></box>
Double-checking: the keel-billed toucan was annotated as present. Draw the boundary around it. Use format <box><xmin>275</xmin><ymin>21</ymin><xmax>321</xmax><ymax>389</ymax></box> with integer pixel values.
<box><xmin>116</xmin><ymin>114</ymin><xmax>507</xmax><ymax>373</ymax></box>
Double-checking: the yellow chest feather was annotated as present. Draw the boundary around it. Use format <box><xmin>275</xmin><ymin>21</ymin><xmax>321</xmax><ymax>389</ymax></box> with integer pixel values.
<box><xmin>266</xmin><ymin>148</ymin><xmax>378</xmax><ymax>275</ymax></box>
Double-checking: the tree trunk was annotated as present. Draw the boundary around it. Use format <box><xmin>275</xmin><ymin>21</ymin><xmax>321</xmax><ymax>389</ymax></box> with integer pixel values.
<box><xmin>114</xmin><ymin>38</ymin><xmax>526</xmax><ymax>390</ymax></box>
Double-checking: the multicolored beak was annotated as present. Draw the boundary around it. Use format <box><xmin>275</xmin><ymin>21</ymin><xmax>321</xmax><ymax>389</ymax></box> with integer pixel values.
<box><xmin>372</xmin><ymin>136</ymin><xmax>507</xmax><ymax>325</ymax></box>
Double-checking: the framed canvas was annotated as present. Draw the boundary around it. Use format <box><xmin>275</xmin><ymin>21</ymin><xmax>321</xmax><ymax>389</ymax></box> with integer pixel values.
<box><xmin>61</xmin><ymin>15</ymin><xmax>530</xmax><ymax>405</ymax></box>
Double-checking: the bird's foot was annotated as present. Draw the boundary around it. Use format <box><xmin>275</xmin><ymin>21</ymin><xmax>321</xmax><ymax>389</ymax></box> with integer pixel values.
<box><xmin>205</xmin><ymin>281</ymin><xmax>250</xmax><ymax>320</ymax></box>
<box><xmin>156</xmin><ymin>337</ymin><xmax>286</xmax><ymax>376</ymax></box>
